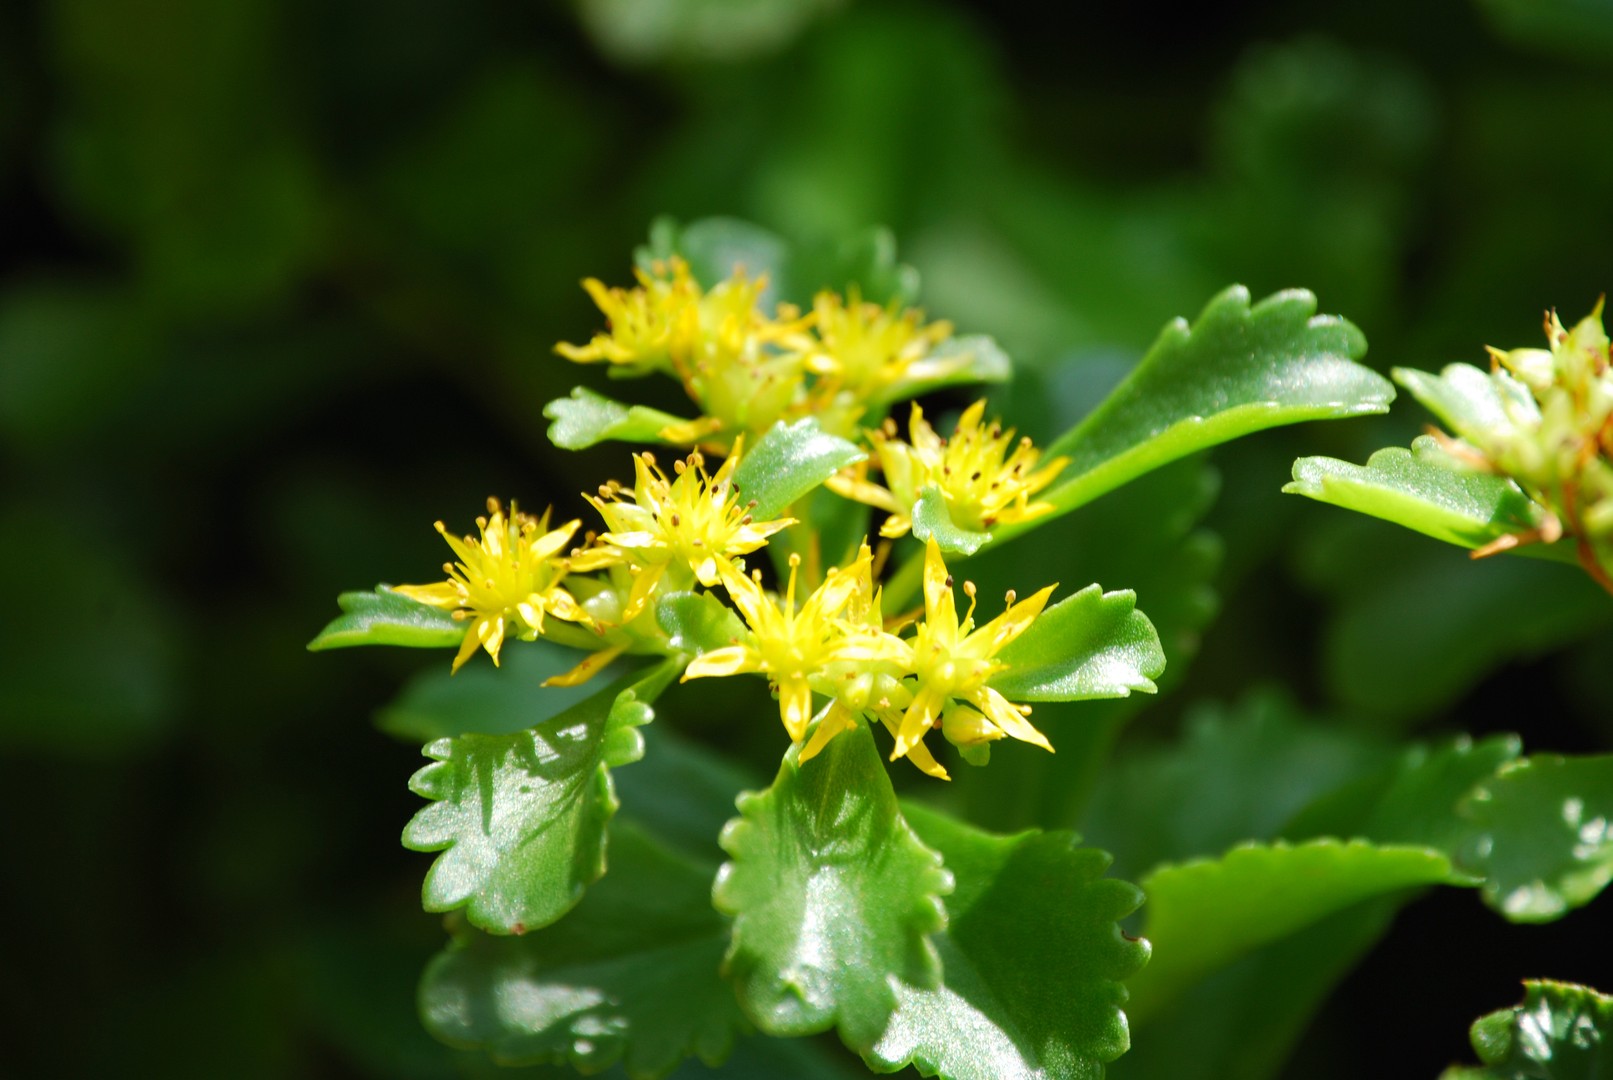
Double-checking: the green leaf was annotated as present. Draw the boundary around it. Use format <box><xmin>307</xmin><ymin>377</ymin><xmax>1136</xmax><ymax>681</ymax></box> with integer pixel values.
<box><xmin>990</xmin><ymin>584</ymin><xmax>1165</xmax><ymax>702</ymax></box>
<box><xmin>307</xmin><ymin>586</ymin><xmax>466</xmax><ymax>652</ymax></box>
<box><xmin>655</xmin><ymin>591</ymin><xmax>746</xmax><ymax>658</ymax></box>
<box><xmin>1458</xmin><ymin>754</ymin><xmax>1613</xmax><ymax>923</ymax></box>
<box><xmin>1285</xmin><ymin>436</ymin><xmax>1552</xmax><ymax>553</ymax></box>
<box><xmin>910</xmin><ymin>483</ymin><xmax>992</xmax><ymax>555</ymax></box>
<box><xmin>1036</xmin><ymin>286</ymin><xmax>1390</xmax><ymax>527</ymax></box>
<box><xmin>402</xmin><ymin>661</ymin><xmax>679</xmax><ymax>935</ymax></box>
<box><xmin>1442</xmin><ymin>981</ymin><xmax>1613</xmax><ymax>1080</ymax></box>
<box><xmin>543</xmin><ymin>386</ymin><xmax>710</xmax><ymax>450</ymax></box>
<box><xmin>867</xmin><ymin>802</ymin><xmax>1150</xmax><ymax>1080</ymax></box>
<box><xmin>419</xmin><ymin>821</ymin><xmax>745</xmax><ymax>1078</ymax></box>
<box><xmin>732</xmin><ymin>416</ymin><xmax>864</xmax><ymax>521</ymax></box>
<box><xmin>1125</xmin><ymin>838</ymin><xmax>1454</xmax><ymax>1022</ymax></box>
<box><xmin>713</xmin><ymin>726</ymin><xmax>952</xmax><ymax>1049</ymax></box>
<box><xmin>874</xmin><ymin>334</ymin><xmax>1012</xmax><ymax>408</ymax></box>
<box><xmin>375</xmin><ymin>641</ymin><xmax>633</xmax><ymax>742</ymax></box>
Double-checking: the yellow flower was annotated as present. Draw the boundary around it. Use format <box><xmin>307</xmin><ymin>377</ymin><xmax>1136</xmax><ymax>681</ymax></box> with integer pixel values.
<box><xmin>682</xmin><ymin>554</ymin><xmax>864</xmax><ymax>741</ymax></box>
<box><xmin>554</xmin><ymin>257</ymin><xmax>703</xmax><ymax>377</ymax></box>
<box><xmin>585</xmin><ymin>445</ymin><xmax>795</xmax><ymax>622</ymax></box>
<box><xmin>394</xmin><ymin>500</ymin><xmax>591</xmax><ymax>673</ymax></box>
<box><xmin>829</xmin><ymin>400</ymin><xmax>1069</xmax><ymax>538</ymax></box>
<box><xmin>889</xmin><ymin>538</ymin><xmax>1055</xmax><ymax>764</ymax></box>
<box><xmin>793</xmin><ymin>289</ymin><xmax>958</xmax><ymax>404</ymax></box>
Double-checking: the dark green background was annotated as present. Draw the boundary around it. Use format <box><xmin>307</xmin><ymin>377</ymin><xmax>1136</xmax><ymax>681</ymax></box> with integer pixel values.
<box><xmin>3</xmin><ymin>0</ymin><xmax>1611</xmax><ymax>1075</ymax></box>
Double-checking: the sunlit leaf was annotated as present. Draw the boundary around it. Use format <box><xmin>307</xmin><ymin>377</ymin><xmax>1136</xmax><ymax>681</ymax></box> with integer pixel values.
<box><xmin>420</xmin><ymin>822</ymin><xmax>744</xmax><ymax>1078</ymax></box>
<box><xmin>990</xmin><ymin>584</ymin><xmax>1165</xmax><ymax>702</ymax></box>
<box><xmin>307</xmin><ymin>586</ymin><xmax>466</xmax><ymax>652</ymax></box>
<box><xmin>1441</xmin><ymin>980</ymin><xmax>1613</xmax><ymax>1079</ymax></box>
<box><xmin>655</xmin><ymin>591</ymin><xmax>746</xmax><ymax>658</ymax></box>
<box><xmin>402</xmin><ymin>661</ymin><xmax>679</xmax><ymax>934</ymax></box>
<box><xmin>732</xmin><ymin>416</ymin><xmax>864</xmax><ymax>520</ymax></box>
<box><xmin>543</xmin><ymin>386</ymin><xmax>712</xmax><ymax>450</ymax></box>
<box><xmin>910</xmin><ymin>484</ymin><xmax>991</xmax><ymax>556</ymax></box>
<box><xmin>867</xmin><ymin>802</ymin><xmax>1150</xmax><ymax>1080</ymax></box>
<box><xmin>713</xmin><ymin>727</ymin><xmax>951</xmax><ymax>1049</ymax></box>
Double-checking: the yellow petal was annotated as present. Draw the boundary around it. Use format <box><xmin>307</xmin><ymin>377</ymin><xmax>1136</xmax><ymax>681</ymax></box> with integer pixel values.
<box><xmin>799</xmin><ymin>701</ymin><xmax>858</xmax><ymax>764</ymax></box>
<box><xmin>683</xmin><ymin>645</ymin><xmax>759</xmax><ymax>681</ymax></box>
<box><xmin>899</xmin><ymin>735</ymin><xmax>950</xmax><ymax>780</ymax></box>
<box><xmin>892</xmin><ymin>684</ymin><xmax>943</xmax><ymax>760</ymax></box>
<box><xmin>542</xmin><ymin>643</ymin><xmax>627</xmax><ymax>688</ymax></box>
<box><xmin>392</xmin><ymin>582</ymin><xmax>463</xmax><ymax>610</ymax></box>
<box><xmin>449</xmin><ymin>622</ymin><xmax>482</xmax><ymax>673</ymax></box>
<box><xmin>969</xmin><ymin>583</ymin><xmax>1057</xmax><ymax>657</ymax></box>
<box><xmin>529</xmin><ymin>520</ymin><xmax>582</xmax><ymax>561</ymax></box>
<box><xmin>619</xmin><ymin>563</ymin><xmax>666</xmax><ymax>622</ymax></box>
<box><xmin>974</xmin><ymin>687</ymin><xmax>1052</xmax><ymax>752</ymax></box>
<box><xmin>779</xmin><ymin>678</ymin><xmax>814</xmax><ymax>742</ymax></box>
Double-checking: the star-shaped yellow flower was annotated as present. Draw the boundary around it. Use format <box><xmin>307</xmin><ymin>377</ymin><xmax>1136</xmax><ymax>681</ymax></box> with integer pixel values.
<box><xmin>890</xmin><ymin>538</ymin><xmax>1056</xmax><ymax>763</ymax></box>
<box><xmin>829</xmin><ymin>400</ymin><xmax>1069</xmax><ymax>538</ymax></box>
<box><xmin>791</xmin><ymin>289</ymin><xmax>958</xmax><ymax>404</ymax></box>
<box><xmin>394</xmin><ymin>500</ymin><xmax>591</xmax><ymax>673</ymax></box>
<box><xmin>585</xmin><ymin>445</ymin><xmax>794</xmax><ymax>622</ymax></box>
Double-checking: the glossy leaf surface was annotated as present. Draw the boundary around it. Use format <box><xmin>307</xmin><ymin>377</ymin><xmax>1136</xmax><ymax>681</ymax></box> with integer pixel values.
<box><xmin>731</xmin><ymin>416</ymin><xmax>864</xmax><ymax>521</ymax></box>
<box><xmin>1441</xmin><ymin>981</ymin><xmax>1613</xmax><ymax>1079</ymax></box>
<box><xmin>713</xmin><ymin>727</ymin><xmax>951</xmax><ymax>1049</ymax></box>
<box><xmin>990</xmin><ymin>584</ymin><xmax>1165</xmax><ymax>702</ymax></box>
<box><xmin>655</xmin><ymin>591</ymin><xmax>747</xmax><ymax>658</ymax></box>
<box><xmin>402</xmin><ymin>661</ymin><xmax>679</xmax><ymax>934</ymax></box>
<box><xmin>1285</xmin><ymin>436</ymin><xmax>1552</xmax><ymax>552</ymax></box>
<box><xmin>1126</xmin><ymin>838</ymin><xmax>1453</xmax><ymax>1021</ymax></box>
<box><xmin>543</xmin><ymin>386</ymin><xmax>709</xmax><ymax>450</ymax></box>
<box><xmin>869</xmin><ymin>802</ymin><xmax>1149</xmax><ymax>1080</ymax></box>
<box><xmin>1459</xmin><ymin>754</ymin><xmax>1613</xmax><ymax>922</ymax></box>
<box><xmin>910</xmin><ymin>483</ymin><xmax>992</xmax><ymax>555</ymax></box>
<box><xmin>419</xmin><ymin>822</ymin><xmax>744</xmax><ymax>1078</ymax></box>
<box><xmin>1036</xmin><ymin>285</ymin><xmax>1390</xmax><ymax>525</ymax></box>
<box><xmin>307</xmin><ymin>586</ymin><xmax>465</xmax><ymax>651</ymax></box>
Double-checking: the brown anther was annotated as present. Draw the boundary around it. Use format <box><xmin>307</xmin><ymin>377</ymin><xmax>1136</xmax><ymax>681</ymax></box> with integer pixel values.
<box><xmin>671</xmin><ymin>513</ymin><xmax>681</xmax><ymax>527</ymax></box>
<box><xmin>944</xmin><ymin>575</ymin><xmax>954</xmax><ymax>589</ymax></box>
<box><xmin>970</xmin><ymin>471</ymin><xmax>981</xmax><ymax>481</ymax></box>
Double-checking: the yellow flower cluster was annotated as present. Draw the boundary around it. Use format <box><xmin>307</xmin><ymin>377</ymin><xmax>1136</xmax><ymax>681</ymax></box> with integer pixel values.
<box><xmin>396</xmin><ymin>445</ymin><xmax>1058</xmax><ymax>777</ymax></box>
<box><xmin>556</xmin><ymin>257</ymin><xmax>969</xmax><ymax>442</ymax></box>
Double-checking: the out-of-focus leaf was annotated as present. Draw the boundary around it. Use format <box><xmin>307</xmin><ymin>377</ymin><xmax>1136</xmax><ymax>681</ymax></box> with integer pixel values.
<box><xmin>544</xmin><ymin>387</ymin><xmax>711</xmax><ymax>450</ymax></box>
<box><xmin>1126</xmin><ymin>839</ymin><xmax>1455</xmax><ymax>1021</ymax></box>
<box><xmin>1459</xmin><ymin>754</ymin><xmax>1613</xmax><ymax>923</ymax></box>
<box><xmin>1475</xmin><ymin>0</ymin><xmax>1613</xmax><ymax>60</ymax></box>
<box><xmin>867</xmin><ymin>802</ymin><xmax>1150</xmax><ymax>1080</ymax></box>
<box><xmin>713</xmin><ymin>727</ymin><xmax>951</xmax><ymax>1048</ymax></box>
<box><xmin>403</xmin><ymin>661</ymin><xmax>678</xmax><ymax>934</ymax></box>
<box><xmin>990</xmin><ymin>584</ymin><xmax>1165</xmax><ymax>703</ymax></box>
<box><xmin>1085</xmin><ymin>691</ymin><xmax>1393</xmax><ymax>881</ymax></box>
<box><xmin>655</xmin><ymin>591</ymin><xmax>746</xmax><ymax>659</ymax></box>
<box><xmin>1441</xmin><ymin>980</ymin><xmax>1613</xmax><ymax>1079</ymax></box>
<box><xmin>614</xmin><ymin>723</ymin><xmax>759</xmax><ymax>868</ymax></box>
<box><xmin>307</xmin><ymin>586</ymin><xmax>466</xmax><ymax>652</ymax></box>
<box><xmin>878</xmin><ymin>334</ymin><xmax>1011</xmax><ymax>407</ymax></box>
<box><xmin>575</xmin><ymin>0</ymin><xmax>845</xmax><ymax>65</ymax></box>
<box><xmin>376</xmin><ymin>641</ymin><xmax>633</xmax><ymax>742</ymax></box>
<box><xmin>420</xmin><ymin>822</ymin><xmax>744</xmax><ymax>1077</ymax></box>
<box><xmin>732</xmin><ymin>417</ymin><xmax>864</xmax><ymax>520</ymax></box>
<box><xmin>1286</xmin><ymin>436</ymin><xmax>1553</xmax><ymax>553</ymax></box>
<box><xmin>1028</xmin><ymin>286</ymin><xmax>1389</xmax><ymax>533</ymax></box>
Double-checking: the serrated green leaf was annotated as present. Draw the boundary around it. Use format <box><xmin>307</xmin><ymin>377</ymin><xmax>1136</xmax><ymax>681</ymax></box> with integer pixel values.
<box><xmin>1033</xmin><ymin>286</ymin><xmax>1389</xmax><ymax>529</ymax></box>
<box><xmin>713</xmin><ymin>726</ymin><xmax>952</xmax><ymax>1049</ymax></box>
<box><xmin>1285</xmin><ymin>436</ymin><xmax>1553</xmax><ymax>553</ymax></box>
<box><xmin>867</xmin><ymin>801</ymin><xmax>1150</xmax><ymax>1080</ymax></box>
<box><xmin>307</xmin><ymin>586</ymin><xmax>466</xmax><ymax>651</ymax></box>
<box><xmin>543</xmin><ymin>386</ymin><xmax>709</xmax><ymax>450</ymax></box>
<box><xmin>1393</xmin><ymin>363</ymin><xmax>1530</xmax><ymax>445</ymax></box>
<box><xmin>654</xmin><ymin>591</ymin><xmax>746</xmax><ymax>659</ymax></box>
<box><xmin>1458</xmin><ymin>754</ymin><xmax>1613</xmax><ymax>923</ymax></box>
<box><xmin>1442</xmin><ymin>980</ymin><xmax>1613</xmax><ymax>1080</ymax></box>
<box><xmin>910</xmin><ymin>483</ymin><xmax>992</xmax><ymax>555</ymax></box>
<box><xmin>732</xmin><ymin>416</ymin><xmax>864</xmax><ymax>521</ymax></box>
<box><xmin>419</xmin><ymin>821</ymin><xmax>744</xmax><ymax>1078</ymax></box>
<box><xmin>402</xmin><ymin>660</ymin><xmax>680</xmax><ymax>934</ymax></box>
<box><xmin>990</xmin><ymin>584</ymin><xmax>1165</xmax><ymax>702</ymax></box>
<box><xmin>1126</xmin><ymin>838</ymin><xmax>1454</xmax><ymax>1022</ymax></box>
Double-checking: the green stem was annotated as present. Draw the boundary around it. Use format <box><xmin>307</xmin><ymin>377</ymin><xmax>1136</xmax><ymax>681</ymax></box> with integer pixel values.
<box><xmin>881</xmin><ymin>541</ymin><xmax>925</xmax><ymax>615</ymax></box>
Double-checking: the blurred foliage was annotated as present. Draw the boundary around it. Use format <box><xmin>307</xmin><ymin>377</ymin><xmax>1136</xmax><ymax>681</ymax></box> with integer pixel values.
<box><xmin>3</xmin><ymin>0</ymin><xmax>1613</xmax><ymax>1076</ymax></box>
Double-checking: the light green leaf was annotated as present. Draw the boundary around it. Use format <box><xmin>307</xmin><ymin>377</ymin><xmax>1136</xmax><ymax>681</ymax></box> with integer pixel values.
<box><xmin>1442</xmin><ymin>980</ymin><xmax>1613</xmax><ymax>1080</ymax></box>
<box><xmin>1285</xmin><ymin>436</ymin><xmax>1553</xmax><ymax>553</ymax></box>
<box><xmin>543</xmin><ymin>386</ymin><xmax>710</xmax><ymax>450</ymax></box>
<box><xmin>307</xmin><ymin>586</ymin><xmax>466</xmax><ymax>652</ymax></box>
<box><xmin>1036</xmin><ymin>286</ymin><xmax>1389</xmax><ymax>528</ymax></box>
<box><xmin>910</xmin><ymin>483</ymin><xmax>992</xmax><ymax>555</ymax></box>
<box><xmin>402</xmin><ymin>661</ymin><xmax>679</xmax><ymax>935</ymax></box>
<box><xmin>875</xmin><ymin>334</ymin><xmax>1012</xmax><ymax>408</ymax></box>
<box><xmin>1458</xmin><ymin>754</ymin><xmax>1613</xmax><ymax>923</ymax></box>
<box><xmin>990</xmin><ymin>584</ymin><xmax>1165</xmax><ymax>702</ymax></box>
<box><xmin>375</xmin><ymin>641</ymin><xmax>633</xmax><ymax>742</ymax></box>
<box><xmin>732</xmin><ymin>416</ymin><xmax>864</xmax><ymax>521</ymax></box>
<box><xmin>1126</xmin><ymin>838</ymin><xmax>1454</xmax><ymax>1022</ymax></box>
<box><xmin>713</xmin><ymin>726</ymin><xmax>952</xmax><ymax>1049</ymax></box>
<box><xmin>419</xmin><ymin>821</ymin><xmax>744</xmax><ymax>1078</ymax></box>
<box><xmin>867</xmin><ymin>802</ymin><xmax>1150</xmax><ymax>1080</ymax></box>
<box><xmin>655</xmin><ymin>591</ymin><xmax>746</xmax><ymax>658</ymax></box>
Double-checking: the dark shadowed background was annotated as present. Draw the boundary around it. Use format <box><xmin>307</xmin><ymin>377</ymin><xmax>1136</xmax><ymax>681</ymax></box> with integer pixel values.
<box><xmin>3</xmin><ymin>0</ymin><xmax>1611</xmax><ymax>1076</ymax></box>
